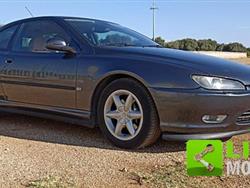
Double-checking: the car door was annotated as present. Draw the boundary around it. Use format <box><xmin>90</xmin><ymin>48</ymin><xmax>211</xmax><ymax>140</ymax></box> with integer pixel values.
<box><xmin>0</xmin><ymin>24</ymin><xmax>19</xmax><ymax>101</ymax></box>
<box><xmin>1</xmin><ymin>20</ymin><xmax>78</xmax><ymax>108</ymax></box>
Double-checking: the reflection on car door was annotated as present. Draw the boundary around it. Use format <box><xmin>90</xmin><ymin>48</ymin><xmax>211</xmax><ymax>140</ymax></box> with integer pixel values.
<box><xmin>0</xmin><ymin>24</ymin><xmax>19</xmax><ymax>101</ymax></box>
<box><xmin>1</xmin><ymin>20</ymin><xmax>78</xmax><ymax>108</ymax></box>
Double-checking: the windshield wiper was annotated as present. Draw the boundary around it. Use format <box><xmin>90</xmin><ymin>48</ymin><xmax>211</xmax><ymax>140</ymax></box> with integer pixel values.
<box><xmin>98</xmin><ymin>43</ymin><xmax>139</xmax><ymax>47</ymax></box>
<box><xmin>141</xmin><ymin>44</ymin><xmax>163</xmax><ymax>48</ymax></box>
<box><xmin>98</xmin><ymin>43</ymin><xmax>163</xmax><ymax>48</ymax></box>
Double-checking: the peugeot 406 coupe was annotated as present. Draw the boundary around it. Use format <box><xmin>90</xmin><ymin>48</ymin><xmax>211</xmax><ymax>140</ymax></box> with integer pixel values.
<box><xmin>0</xmin><ymin>17</ymin><xmax>249</xmax><ymax>149</ymax></box>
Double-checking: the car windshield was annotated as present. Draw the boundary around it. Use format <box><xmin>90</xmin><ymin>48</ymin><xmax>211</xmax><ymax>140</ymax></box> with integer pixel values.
<box><xmin>65</xmin><ymin>18</ymin><xmax>158</xmax><ymax>47</ymax></box>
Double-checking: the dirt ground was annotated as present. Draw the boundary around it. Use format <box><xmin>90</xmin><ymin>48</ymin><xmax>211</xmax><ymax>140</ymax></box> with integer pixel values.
<box><xmin>0</xmin><ymin>58</ymin><xmax>249</xmax><ymax>188</ymax></box>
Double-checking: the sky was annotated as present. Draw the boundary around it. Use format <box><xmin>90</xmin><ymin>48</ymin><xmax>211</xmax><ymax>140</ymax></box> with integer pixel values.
<box><xmin>0</xmin><ymin>0</ymin><xmax>249</xmax><ymax>47</ymax></box>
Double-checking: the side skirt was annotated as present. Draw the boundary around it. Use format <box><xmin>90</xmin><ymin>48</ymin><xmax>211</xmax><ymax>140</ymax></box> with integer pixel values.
<box><xmin>0</xmin><ymin>100</ymin><xmax>94</xmax><ymax>128</ymax></box>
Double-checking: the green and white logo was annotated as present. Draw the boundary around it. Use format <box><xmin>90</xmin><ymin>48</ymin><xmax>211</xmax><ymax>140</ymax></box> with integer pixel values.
<box><xmin>187</xmin><ymin>140</ymin><xmax>223</xmax><ymax>176</ymax></box>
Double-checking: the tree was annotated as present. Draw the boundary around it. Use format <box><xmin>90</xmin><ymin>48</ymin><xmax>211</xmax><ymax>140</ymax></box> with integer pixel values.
<box><xmin>182</xmin><ymin>38</ymin><xmax>198</xmax><ymax>51</ymax></box>
<box><xmin>154</xmin><ymin>37</ymin><xmax>165</xmax><ymax>46</ymax></box>
<box><xmin>165</xmin><ymin>39</ymin><xmax>198</xmax><ymax>51</ymax></box>
<box><xmin>198</xmin><ymin>39</ymin><xmax>218</xmax><ymax>51</ymax></box>
<box><xmin>216</xmin><ymin>44</ymin><xmax>225</xmax><ymax>51</ymax></box>
<box><xmin>223</xmin><ymin>42</ymin><xmax>247</xmax><ymax>52</ymax></box>
<box><xmin>99</xmin><ymin>34</ymin><xmax>133</xmax><ymax>45</ymax></box>
<box><xmin>157</xmin><ymin>36</ymin><xmax>248</xmax><ymax>53</ymax></box>
<box><xmin>165</xmin><ymin>41</ymin><xmax>180</xmax><ymax>49</ymax></box>
<box><xmin>247</xmin><ymin>48</ymin><xmax>250</xmax><ymax>57</ymax></box>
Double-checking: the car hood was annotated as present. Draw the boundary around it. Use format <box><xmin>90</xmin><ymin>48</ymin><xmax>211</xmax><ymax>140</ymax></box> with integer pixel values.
<box><xmin>96</xmin><ymin>47</ymin><xmax>250</xmax><ymax>85</ymax></box>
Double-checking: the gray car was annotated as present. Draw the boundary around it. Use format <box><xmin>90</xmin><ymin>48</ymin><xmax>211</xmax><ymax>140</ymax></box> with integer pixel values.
<box><xmin>0</xmin><ymin>16</ymin><xmax>249</xmax><ymax>149</ymax></box>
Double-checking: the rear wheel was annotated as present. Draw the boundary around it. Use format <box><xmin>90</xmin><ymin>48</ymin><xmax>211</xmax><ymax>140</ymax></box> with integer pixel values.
<box><xmin>97</xmin><ymin>78</ymin><xmax>161</xmax><ymax>149</ymax></box>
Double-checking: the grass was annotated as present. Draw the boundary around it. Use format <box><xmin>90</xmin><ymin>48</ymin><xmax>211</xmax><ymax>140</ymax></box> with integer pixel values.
<box><xmin>129</xmin><ymin>161</ymin><xmax>208</xmax><ymax>188</ymax></box>
<box><xmin>129</xmin><ymin>161</ymin><xmax>249</xmax><ymax>188</ymax></box>
<box><xmin>130</xmin><ymin>162</ymin><xmax>189</xmax><ymax>187</ymax></box>
<box><xmin>26</xmin><ymin>176</ymin><xmax>76</xmax><ymax>188</ymax></box>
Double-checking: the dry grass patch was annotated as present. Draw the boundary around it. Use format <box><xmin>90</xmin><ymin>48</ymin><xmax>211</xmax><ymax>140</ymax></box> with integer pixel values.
<box><xmin>129</xmin><ymin>161</ymin><xmax>250</xmax><ymax>188</ymax></box>
<box><xmin>26</xmin><ymin>176</ymin><xmax>76</xmax><ymax>188</ymax></box>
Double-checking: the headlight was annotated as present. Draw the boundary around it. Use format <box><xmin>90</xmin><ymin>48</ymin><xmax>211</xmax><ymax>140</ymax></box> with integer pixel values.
<box><xmin>192</xmin><ymin>75</ymin><xmax>245</xmax><ymax>90</ymax></box>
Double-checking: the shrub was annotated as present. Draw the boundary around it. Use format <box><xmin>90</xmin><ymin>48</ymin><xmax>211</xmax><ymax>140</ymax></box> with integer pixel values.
<box><xmin>198</xmin><ymin>39</ymin><xmax>218</xmax><ymax>51</ymax></box>
<box><xmin>162</xmin><ymin>37</ymin><xmax>247</xmax><ymax>53</ymax></box>
<box><xmin>154</xmin><ymin>37</ymin><xmax>165</xmax><ymax>46</ymax></box>
<box><xmin>247</xmin><ymin>48</ymin><xmax>250</xmax><ymax>57</ymax></box>
<box><xmin>165</xmin><ymin>41</ymin><xmax>180</xmax><ymax>49</ymax></box>
<box><xmin>216</xmin><ymin>44</ymin><xmax>225</xmax><ymax>51</ymax></box>
<box><xmin>223</xmin><ymin>42</ymin><xmax>247</xmax><ymax>52</ymax></box>
<box><xmin>181</xmin><ymin>38</ymin><xmax>199</xmax><ymax>51</ymax></box>
<box><xmin>165</xmin><ymin>39</ymin><xmax>198</xmax><ymax>51</ymax></box>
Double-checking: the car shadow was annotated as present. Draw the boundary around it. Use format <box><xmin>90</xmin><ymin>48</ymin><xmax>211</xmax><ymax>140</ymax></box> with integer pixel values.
<box><xmin>0</xmin><ymin>113</ymin><xmax>186</xmax><ymax>153</ymax></box>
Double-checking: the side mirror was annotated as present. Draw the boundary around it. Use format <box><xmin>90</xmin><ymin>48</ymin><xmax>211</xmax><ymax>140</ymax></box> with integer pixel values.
<box><xmin>46</xmin><ymin>39</ymin><xmax>76</xmax><ymax>54</ymax></box>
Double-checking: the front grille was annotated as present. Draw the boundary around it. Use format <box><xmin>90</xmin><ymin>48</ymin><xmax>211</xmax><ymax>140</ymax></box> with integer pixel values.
<box><xmin>236</xmin><ymin>111</ymin><xmax>250</xmax><ymax>125</ymax></box>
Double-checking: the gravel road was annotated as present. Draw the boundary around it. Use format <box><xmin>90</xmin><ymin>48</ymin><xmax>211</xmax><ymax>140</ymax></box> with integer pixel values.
<box><xmin>0</xmin><ymin>114</ymin><xmax>249</xmax><ymax>188</ymax></box>
<box><xmin>0</xmin><ymin>114</ymin><xmax>186</xmax><ymax>187</ymax></box>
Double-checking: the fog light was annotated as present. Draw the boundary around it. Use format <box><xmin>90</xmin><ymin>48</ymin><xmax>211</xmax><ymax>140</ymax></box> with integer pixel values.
<box><xmin>202</xmin><ymin>115</ymin><xmax>227</xmax><ymax>124</ymax></box>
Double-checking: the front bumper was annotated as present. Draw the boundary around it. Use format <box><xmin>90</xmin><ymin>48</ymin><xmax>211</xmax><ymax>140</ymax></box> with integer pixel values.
<box><xmin>162</xmin><ymin>129</ymin><xmax>250</xmax><ymax>141</ymax></box>
<box><xmin>150</xmin><ymin>87</ymin><xmax>250</xmax><ymax>138</ymax></box>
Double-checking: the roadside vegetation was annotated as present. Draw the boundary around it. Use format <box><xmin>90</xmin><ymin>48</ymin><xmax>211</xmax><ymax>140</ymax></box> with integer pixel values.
<box><xmin>128</xmin><ymin>159</ymin><xmax>250</xmax><ymax>188</ymax></box>
<box><xmin>27</xmin><ymin>176</ymin><xmax>76</xmax><ymax>188</ymax></box>
<box><xmin>155</xmin><ymin>37</ymin><xmax>249</xmax><ymax>56</ymax></box>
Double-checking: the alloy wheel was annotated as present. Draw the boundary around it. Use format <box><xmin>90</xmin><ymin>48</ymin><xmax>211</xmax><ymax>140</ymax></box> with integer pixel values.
<box><xmin>104</xmin><ymin>90</ymin><xmax>144</xmax><ymax>141</ymax></box>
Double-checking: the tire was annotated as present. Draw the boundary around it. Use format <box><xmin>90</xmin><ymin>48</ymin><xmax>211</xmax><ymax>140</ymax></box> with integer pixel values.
<box><xmin>0</xmin><ymin>110</ymin><xmax>10</xmax><ymax>116</ymax></box>
<box><xmin>97</xmin><ymin>78</ymin><xmax>161</xmax><ymax>149</ymax></box>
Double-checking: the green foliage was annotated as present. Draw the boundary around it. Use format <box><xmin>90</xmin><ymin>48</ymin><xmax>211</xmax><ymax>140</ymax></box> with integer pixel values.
<box><xmin>247</xmin><ymin>48</ymin><xmax>250</xmax><ymax>57</ymax></box>
<box><xmin>154</xmin><ymin>37</ymin><xmax>165</xmax><ymax>46</ymax></box>
<box><xmin>198</xmin><ymin>39</ymin><xmax>218</xmax><ymax>51</ymax></box>
<box><xmin>100</xmin><ymin>34</ymin><xmax>132</xmax><ymax>45</ymax></box>
<box><xmin>165</xmin><ymin>39</ymin><xmax>198</xmax><ymax>51</ymax></box>
<box><xmin>27</xmin><ymin>176</ymin><xmax>75</xmax><ymax>188</ymax></box>
<box><xmin>223</xmin><ymin>42</ymin><xmax>247</xmax><ymax>52</ymax></box>
<box><xmin>216</xmin><ymin>44</ymin><xmax>225</xmax><ymax>51</ymax></box>
<box><xmin>161</xmin><ymin>37</ymin><xmax>247</xmax><ymax>53</ymax></box>
<box><xmin>180</xmin><ymin>38</ymin><xmax>199</xmax><ymax>51</ymax></box>
<box><xmin>165</xmin><ymin>40</ymin><xmax>180</xmax><ymax>49</ymax></box>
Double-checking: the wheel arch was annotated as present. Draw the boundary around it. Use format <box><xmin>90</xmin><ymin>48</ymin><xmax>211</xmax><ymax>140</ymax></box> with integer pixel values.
<box><xmin>90</xmin><ymin>71</ymin><xmax>159</xmax><ymax>126</ymax></box>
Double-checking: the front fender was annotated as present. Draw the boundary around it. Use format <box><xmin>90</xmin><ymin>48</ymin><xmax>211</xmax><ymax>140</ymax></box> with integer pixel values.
<box><xmin>76</xmin><ymin>56</ymin><xmax>201</xmax><ymax>111</ymax></box>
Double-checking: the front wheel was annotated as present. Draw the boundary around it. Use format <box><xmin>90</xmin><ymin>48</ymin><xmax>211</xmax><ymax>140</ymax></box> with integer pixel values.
<box><xmin>97</xmin><ymin>78</ymin><xmax>161</xmax><ymax>149</ymax></box>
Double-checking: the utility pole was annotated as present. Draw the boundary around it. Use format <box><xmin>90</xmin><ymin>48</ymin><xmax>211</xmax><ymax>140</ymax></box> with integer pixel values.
<box><xmin>150</xmin><ymin>0</ymin><xmax>158</xmax><ymax>40</ymax></box>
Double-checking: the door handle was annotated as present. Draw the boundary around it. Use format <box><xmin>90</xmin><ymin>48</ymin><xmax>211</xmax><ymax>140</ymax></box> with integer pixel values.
<box><xmin>4</xmin><ymin>59</ymin><xmax>13</xmax><ymax>64</ymax></box>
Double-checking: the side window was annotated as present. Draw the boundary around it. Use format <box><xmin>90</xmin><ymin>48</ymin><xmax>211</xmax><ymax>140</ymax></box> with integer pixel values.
<box><xmin>95</xmin><ymin>31</ymin><xmax>137</xmax><ymax>46</ymax></box>
<box><xmin>0</xmin><ymin>25</ymin><xmax>18</xmax><ymax>50</ymax></box>
<box><xmin>13</xmin><ymin>20</ymin><xmax>73</xmax><ymax>53</ymax></box>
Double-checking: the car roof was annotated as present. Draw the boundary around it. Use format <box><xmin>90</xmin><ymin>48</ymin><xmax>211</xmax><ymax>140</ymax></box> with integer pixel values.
<box><xmin>4</xmin><ymin>16</ymin><xmax>117</xmax><ymax>27</ymax></box>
